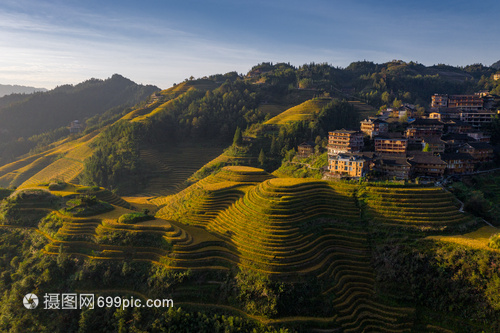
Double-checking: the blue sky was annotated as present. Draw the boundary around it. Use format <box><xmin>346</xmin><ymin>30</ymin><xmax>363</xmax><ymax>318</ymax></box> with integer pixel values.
<box><xmin>0</xmin><ymin>0</ymin><xmax>499</xmax><ymax>89</ymax></box>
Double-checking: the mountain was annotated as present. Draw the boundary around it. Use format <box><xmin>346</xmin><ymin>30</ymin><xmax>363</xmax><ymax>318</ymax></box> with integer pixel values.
<box><xmin>0</xmin><ymin>60</ymin><xmax>500</xmax><ymax>332</ymax></box>
<box><xmin>0</xmin><ymin>74</ymin><xmax>159</xmax><ymax>140</ymax></box>
<box><xmin>0</xmin><ymin>84</ymin><xmax>47</xmax><ymax>98</ymax></box>
<box><xmin>492</xmin><ymin>60</ymin><xmax>500</xmax><ymax>70</ymax></box>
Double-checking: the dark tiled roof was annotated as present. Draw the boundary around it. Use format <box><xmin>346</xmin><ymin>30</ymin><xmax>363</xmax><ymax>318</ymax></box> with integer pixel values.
<box><xmin>374</xmin><ymin>133</ymin><xmax>407</xmax><ymax>140</ymax></box>
<box><xmin>440</xmin><ymin>153</ymin><xmax>473</xmax><ymax>161</ymax></box>
<box><xmin>361</xmin><ymin>118</ymin><xmax>388</xmax><ymax>124</ymax></box>
<box><xmin>408</xmin><ymin>118</ymin><xmax>444</xmax><ymax>126</ymax></box>
<box><xmin>330</xmin><ymin>128</ymin><xmax>361</xmax><ymax>134</ymax></box>
<box><xmin>441</xmin><ymin>133</ymin><xmax>472</xmax><ymax>141</ymax></box>
<box><xmin>422</xmin><ymin>136</ymin><xmax>445</xmax><ymax>144</ymax></box>
<box><xmin>298</xmin><ymin>141</ymin><xmax>316</xmax><ymax>147</ymax></box>
<box><xmin>374</xmin><ymin>156</ymin><xmax>411</xmax><ymax>166</ymax></box>
<box><xmin>465</xmin><ymin>142</ymin><xmax>494</xmax><ymax>150</ymax></box>
<box><xmin>408</xmin><ymin>152</ymin><xmax>446</xmax><ymax>165</ymax></box>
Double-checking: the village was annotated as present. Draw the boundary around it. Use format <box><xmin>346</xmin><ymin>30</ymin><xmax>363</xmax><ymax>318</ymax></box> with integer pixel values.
<box><xmin>297</xmin><ymin>92</ymin><xmax>500</xmax><ymax>181</ymax></box>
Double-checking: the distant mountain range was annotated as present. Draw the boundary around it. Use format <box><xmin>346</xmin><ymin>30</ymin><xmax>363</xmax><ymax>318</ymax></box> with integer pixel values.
<box><xmin>0</xmin><ymin>84</ymin><xmax>47</xmax><ymax>97</ymax></box>
<box><xmin>0</xmin><ymin>74</ymin><xmax>159</xmax><ymax>140</ymax></box>
<box><xmin>492</xmin><ymin>60</ymin><xmax>500</xmax><ymax>70</ymax></box>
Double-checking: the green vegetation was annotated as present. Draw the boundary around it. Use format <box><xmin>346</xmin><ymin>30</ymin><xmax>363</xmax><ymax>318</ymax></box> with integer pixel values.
<box><xmin>60</xmin><ymin>195</ymin><xmax>113</xmax><ymax>217</ymax></box>
<box><xmin>0</xmin><ymin>74</ymin><xmax>158</xmax><ymax>166</ymax></box>
<box><xmin>275</xmin><ymin>152</ymin><xmax>327</xmax><ymax>179</ymax></box>
<box><xmin>0</xmin><ymin>188</ymin><xmax>13</xmax><ymax>200</ymax></box>
<box><xmin>448</xmin><ymin>172</ymin><xmax>500</xmax><ymax>226</ymax></box>
<box><xmin>373</xmin><ymin>239</ymin><xmax>500</xmax><ymax>331</ymax></box>
<box><xmin>1</xmin><ymin>60</ymin><xmax>500</xmax><ymax>331</ymax></box>
<box><xmin>359</xmin><ymin>185</ymin><xmax>475</xmax><ymax>231</ymax></box>
<box><xmin>489</xmin><ymin>233</ymin><xmax>500</xmax><ymax>250</ymax></box>
<box><xmin>118</xmin><ymin>212</ymin><xmax>153</xmax><ymax>224</ymax></box>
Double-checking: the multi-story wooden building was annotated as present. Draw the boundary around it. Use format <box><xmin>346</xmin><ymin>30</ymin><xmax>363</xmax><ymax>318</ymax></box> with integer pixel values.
<box><xmin>360</xmin><ymin>118</ymin><xmax>388</xmax><ymax>138</ymax></box>
<box><xmin>372</xmin><ymin>156</ymin><xmax>412</xmax><ymax>179</ymax></box>
<box><xmin>441</xmin><ymin>133</ymin><xmax>472</xmax><ymax>152</ymax></box>
<box><xmin>374</xmin><ymin>136</ymin><xmax>408</xmax><ymax>155</ymax></box>
<box><xmin>443</xmin><ymin>119</ymin><xmax>472</xmax><ymax>134</ymax></box>
<box><xmin>431</xmin><ymin>94</ymin><xmax>484</xmax><ymax>111</ymax></box>
<box><xmin>328</xmin><ymin>153</ymin><xmax>370</xmax><ymax>178</ymax></box>
<box><xmin>440</xmin><ymin>153</ymin><xmax>474</xmax><ymax>175</ymax></box>
<box><xmin>69</xmin><ymin>120</ymin><xmax>83</xmax><ymax>134</ymax></box>
<box><xmin>467</xmin><ymin>131</ymin><xmax>491</xmax><ymax>143</ymax></box>
<box><xmin>405</xmin><ymin>118</ymin><xmax>444</xmax><ymax>143</ymax></box>
<box><xmin>328</xmin><ymin>129</ymin><xmax>364</xmax><ymax>154</ymax></box>
<box><xmin>459</xmin><ymin>142</ymin><xmax>494</xmax><ymax>163</ymax></box>
<box><xmin>459</xmin><ymin>110</ymin><xmax>495</xmax><ymax>128</ymax></box>
<box><xmin>421</xmin><ymin>137</ymin><xmax>445</xmax><ymax>154</ymax></box>
<box><xmin>409</xmin><ymin>153</ymin><xmax>447</xmax><ymax>178</ymax></box>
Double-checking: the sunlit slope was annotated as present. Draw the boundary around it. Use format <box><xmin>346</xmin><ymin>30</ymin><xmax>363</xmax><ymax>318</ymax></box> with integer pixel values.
<box><xmin>154</xmin><ymin>166</ymin><xmax>273</xmax><ymax>225</ymax></box>
<box><xmin>428</xmin><ymin>226</ymin><xmax>499</xmax><ymax>251</ymax></box>
<box><xmin>0</xmin><ymin>132</ymin><xmax>100</xmax><ymax>189</ymax></box>
<box><xmin>208</xmin><ymin>178</ymin><xmax>361</xmax><ymax>272</ymax></box>
<box><xmin>360</xmin><ymin>186</ymin><xmax>475</xmax><ymax>229</ymax></box>
<box><xmin>121</xmin><ymin>80</ymin><xmax>219</xmax><ymax>122</ymax></box>
<box><xmin>8</xmin><ymin>177</ymin><xmax>419</xmax><ymax>331</ymax></box>
<box><xmin>264</xmin><ymin>97</ymin><xmax>331</xmax><ymax>125</ymax></box>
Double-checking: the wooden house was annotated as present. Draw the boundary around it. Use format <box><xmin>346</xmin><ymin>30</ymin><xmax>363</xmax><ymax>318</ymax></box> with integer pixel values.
<box><xmin>372</xmin><ymin>156</ymin><xmax>411</xmax><ymax>180</ymax></box>
<box><xmin>459</xmin><ymin>142</ymin><xmax>494</xmax><ymax>163</ymax></box>
<box><xmin>327</xmin><ymin>129</ymin><xmax>364</xmax><ymax>155</ymax></box>
<box><xmin>374</xmin><ymin>135</ymin><xmax>408</xmax><ymax>155</ymax></box>
<box><xmin>421</xmin><ymin>137</ymin><xmax>445</xmax><ymax>154</ymax></box>
<box><xmin>360</xmin><ymin>118</ymin><xmax>388</xmax><ymax>138</ymax></box>
<box><xmin>440</xmin><ymin>153</ymin><xmax>474</xmax><ymax>175</ymax></box>
<box><xmin>297</xmin><ymin>142</ymin><xmax>316</xmax><ymax>158</ymax></box>
<box><xmin>408</xmin><ymin>152</ymin><xmax>446</xmax><ymax>178</ymax></box>
<box><xmin>405</xmin><ymin>118</ymin><xmax>444</xmax><ymax>143</ymax></box>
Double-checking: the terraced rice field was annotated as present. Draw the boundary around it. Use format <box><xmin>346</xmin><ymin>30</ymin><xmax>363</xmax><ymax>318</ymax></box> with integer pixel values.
<box><xmin>155</xmin><ymin>166</ymin><xmax>273</xmax><ymax>226</ymax></box>
<box><xmin>137</xmin><ymin>144</ymin><xmax>225</xmax><ymax>197</ymax></box>
<box><xmin>348</xmin><ymin>100</ymin><xmax>377</xmax><ymax>120</ymax></box>
<box><xmin>207</xmin><ymin>178</ymin><xmax>361</xmax><ymax>273</ymax></box>
<box><xmin>428</xmin><ymin>225</ymin><xmax>500</xmax><ymax>252</ymax></box>
<box><xmin>13</xmin><ymin>176</ymin><xmax>479</xmax><ymax>331</ymax></box>
<box><xmin>18</xmin><ymin>142</ymin><xmax>94</xmax><ymax>188</ymax></box>
<box><xmin>264</xmin><ymin>98</ymin><xmax>331</xmax><ymax>125</ymax></box>
<box><xmin>0</xmin><ymin>131</ymin><xmax>99</xmax><ymax>189</ymax></box>
<box><xmin>0</xmin><ymin>155</ymin><xmax>56</xmax><ymax>188</ymax></box>
<box><xmin>360</xmin><ymin>186</ymin><xmax>474</xmax><ymax>229</ymax></box>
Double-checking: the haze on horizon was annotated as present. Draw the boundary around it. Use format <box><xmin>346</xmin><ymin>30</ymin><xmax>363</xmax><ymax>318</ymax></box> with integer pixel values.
<box><xmin>1</xmin><ymin>0</ymin><xmax>499</xmax><ymax>90</ymax></box>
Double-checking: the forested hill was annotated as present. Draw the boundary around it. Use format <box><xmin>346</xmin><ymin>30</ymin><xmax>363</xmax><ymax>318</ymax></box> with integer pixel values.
<box><xmin>0</xmin><ymin>74</ymin><xmax>159</xmax><ymax>140</ymax></box>
<box><xmin>0</xmin><ymin>84</ymin><xmax>47</xmax><ymax>98</ymax></box>
<box><xmin>1</xmin><ymin>60</ymin><xmax>499</xmax><ymax>193</ymax></box>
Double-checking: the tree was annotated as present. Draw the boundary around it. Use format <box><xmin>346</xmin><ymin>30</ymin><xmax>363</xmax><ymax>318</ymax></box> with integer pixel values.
<box><xmin>423</xmin><ymin>143</ymin><xmax>431</xmax><ymax>152</ymax></box>
<box><xmin>233</xmin><ymin>126</ymin><xmax>242</xmax><ymax>146</ymax></box>
<box><xmin>392</xmin><ymin>98</ymin><xmax>403</xmax><ymax>109</ymax></box>
<box><xmin>381</xmin><ymin>91</ymin><xmax>391</xmax><ymax>104</ymax></box>
<box><xmin>270</xmin><ymin>135</ymin><xmax>279</xmax><ymax>155</ymax></box>
<box><xmin>258</xmin><ymin>149</ymin><xmax>266</xmax><ymax>166</ymax></box>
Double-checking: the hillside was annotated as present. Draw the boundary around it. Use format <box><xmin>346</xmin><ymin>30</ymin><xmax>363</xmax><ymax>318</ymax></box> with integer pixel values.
<box><xmin>264</xmin><ymin>97</ymin><xmax>331</xmax><ymax>125</ymax></box>
<box><xmin>0</xmin><ymin>61</ymin><xmax>500</xmax><ymax>331</ymax></box>
<box><xmin>1</xmin><ymin>168</ymin><xmax>494</xmax><ymax>331</ymax></box>
<box><xmin>0</xmin><ymin>74</ymin><xmax>159</xmax><ymax>140</ymax></box>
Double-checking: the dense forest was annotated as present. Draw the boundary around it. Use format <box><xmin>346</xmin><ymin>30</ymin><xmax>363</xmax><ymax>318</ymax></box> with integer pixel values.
<box><xmin>0</xmin><ymin>74</ymin><xmax>158</xmax><ymax>166</ymax></box>
<box><xmin>77</xmin><ymin>60</ymin><xmax>500</xmax><ymax>193</ymax></box>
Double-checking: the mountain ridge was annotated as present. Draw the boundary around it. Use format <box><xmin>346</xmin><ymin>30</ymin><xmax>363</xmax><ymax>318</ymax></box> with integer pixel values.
<box><xmin>0</xmin><ymin>84</ymin><xmax>47</xmax><ymax>98</ymax></box>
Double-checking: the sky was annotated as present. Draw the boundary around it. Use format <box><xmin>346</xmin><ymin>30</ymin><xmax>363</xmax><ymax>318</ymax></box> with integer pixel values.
<box><xmin>0</xmin><ymin>0</ymin><xmax>499</xmax><ymax>90</ymax></box>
